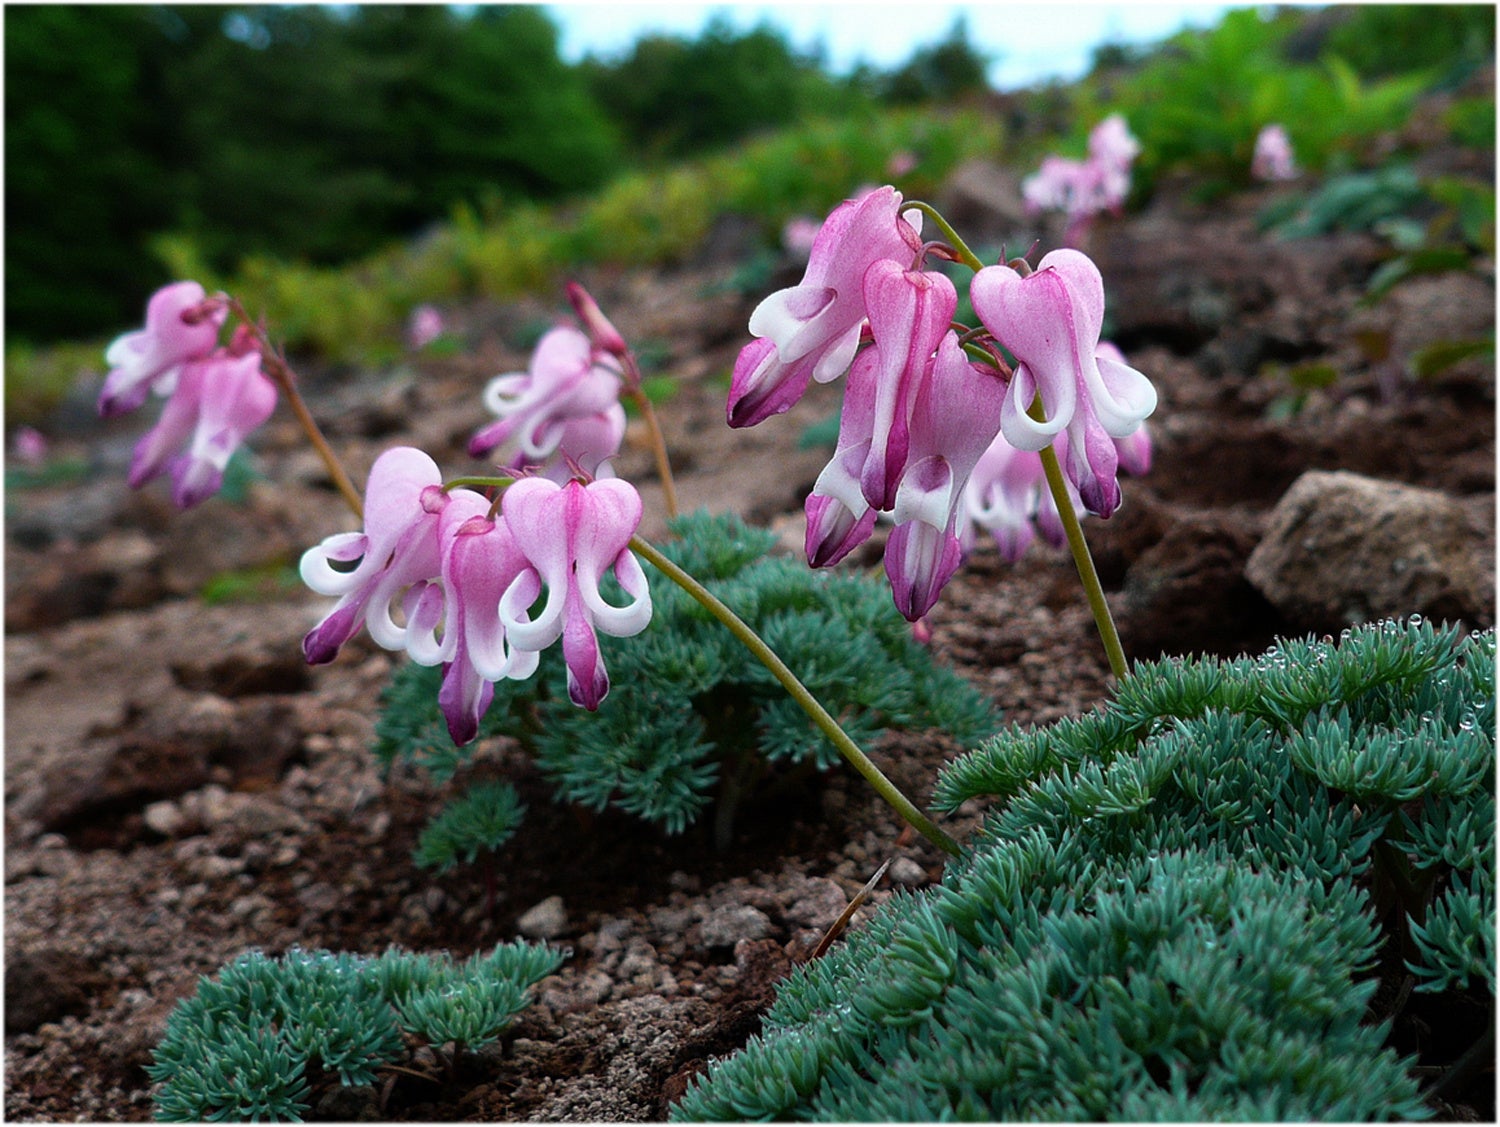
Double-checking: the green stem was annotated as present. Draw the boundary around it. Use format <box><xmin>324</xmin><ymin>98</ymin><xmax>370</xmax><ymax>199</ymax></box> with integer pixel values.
<box><xmin>442</xmin><ymin>475</ymin><xmax>515</xmax><ymax>493</ymax></box>
<box><xmin>228</xmin><ymin>298</ymin><xmax>365</xmax><ymax>521</ymax></box>
<box><xmin>623</xmin><ymin>385</ymin><xmax>680</xmax><ymax>521</ymax></box>
<box><xmin>1037</xmin><ymin>442</ymin><xmax>1128</xmax><ymax>680</ymax></box>
<box><xmin>629</xmin><ymin>534</ymin><xmax>961</xmax><ymax>857</ymax></box>
<box><xmin>908</xmin><ymin>200</ymin><xmax>985</xmax><ymax>272</ymax></box>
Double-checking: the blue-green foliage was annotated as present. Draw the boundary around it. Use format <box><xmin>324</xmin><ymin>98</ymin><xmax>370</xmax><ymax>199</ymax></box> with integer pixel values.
<box><xmin>375</xmin><ymin>510</ymin><xmax>998</xmax><ymax>840</ymax></box>
<box><xmin>412</xmin><ymin>779</ymin><xmax>526</xmax><ymax>873</ymax></box>
<box><xmin>675</xmin><ymin>620</ymin><xmax>1493</xmax><ymax>1120</ymax></box>
<box><xmin>149</xmin><ymin>941</ymin><xmax>564</xmax><ymax>1122</ymax></box>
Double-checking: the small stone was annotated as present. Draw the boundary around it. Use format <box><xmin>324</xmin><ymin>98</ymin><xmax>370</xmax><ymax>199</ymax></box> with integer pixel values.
<box><xmin>142</xmin><ymin>800</ymin><xmax>186</xmax><ymax>837</ymax></box>
<box><xmin>595</xmin><ymin>918</ymin><xmax>632</xmax><ymax>953</ymax></box>
<box><xmin>517</xmin><ymin>895</ymin><xmax>568</xmax><ymax>940</ymax></box>
<box><xmin>784</xmin><ymin>878</ymin><xmax>848</xmax><ymax>929</ymax></box>
<box><xmin>887</xmin><ymin>857</ymin><xmax>928</xmax><ymax>887</ymax></box>
<box><xmin>699</xmin><ymin>904</ymin><xmax>772</xmax><ymax>948</ymax></box>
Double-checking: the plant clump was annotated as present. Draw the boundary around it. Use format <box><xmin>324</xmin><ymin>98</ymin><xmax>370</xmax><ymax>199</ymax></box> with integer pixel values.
<box><xmin>674</xmin><ymin>619</ymin><xmax>1494</xmax><ymax>1120</ymax></box>
<box><xmin>148</xmin><ymin>941</ymin><xmax>565</xmax><ymax>1122</ymax></box>
<box><xmin>376</xmin><ymin>510</ymin><xmax>999</xmax><ymax>852</ymax></box>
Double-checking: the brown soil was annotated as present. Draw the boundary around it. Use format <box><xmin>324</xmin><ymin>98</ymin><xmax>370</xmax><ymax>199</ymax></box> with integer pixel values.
<box><xmin>6</xmin><ymin>91</ymin><xmax>1494</xmax><ymax>1121</ymax></box>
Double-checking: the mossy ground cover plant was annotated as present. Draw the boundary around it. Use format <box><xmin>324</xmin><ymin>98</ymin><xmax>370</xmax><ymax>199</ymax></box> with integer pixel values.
<box><xmin>675</xmin><ymin>620</ymin><xmax>1495</xmax><ymax>1120</ymax></box>
<box><xmin>375</xmin><ymin>509</ymin><xmax>998</xmax><ymax>860</ymax></box>
<box><xmin>148</xmin><ymin>942</ymin><xmax>565</xmax><ymax>1121</ymax></box>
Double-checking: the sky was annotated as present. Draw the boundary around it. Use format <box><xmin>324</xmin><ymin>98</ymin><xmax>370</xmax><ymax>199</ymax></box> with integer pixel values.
<box><xmin>545</xmin><ymin>2</ymin><xmax>1247</xmax><ymax>91</ymax></box>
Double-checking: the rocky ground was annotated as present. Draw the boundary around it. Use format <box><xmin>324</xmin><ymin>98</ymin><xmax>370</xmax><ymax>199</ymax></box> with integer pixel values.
<box><xmin>5</xmin><ymin>87</ymin><xmax>1495</xmax><ymax>1121</ymax></box>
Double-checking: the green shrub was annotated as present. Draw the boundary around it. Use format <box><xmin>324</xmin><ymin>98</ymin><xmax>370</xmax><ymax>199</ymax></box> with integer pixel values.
<box><xmin>1071</xmin><ymin>8</ymin><xmax>1437</xmax><ymax>198</ymax></box>
<box><xmin>375</xmin><ymin>510</ymin><xmax>999</xmax><ymax>850</ymax></box>
<box><xmin>674</xmin><ymin>619</ymin><xmax>1494</xmax><ymax>1120</ymax></box>
<box><xmin>149</xmin><ymin>941</ymin><xmax>564</xmax><ymax>1122</ymax></box>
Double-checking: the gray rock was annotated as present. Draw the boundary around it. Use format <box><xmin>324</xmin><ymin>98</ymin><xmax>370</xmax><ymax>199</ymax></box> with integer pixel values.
<box><xmin>516</xmin><ymin>894</ymin><xmax>568</xmax><ymax>940</ymax></box>
<box><xmin>783</xmin><ymin>877</ymin><xmax>850</xmax><ymax>930</ymax></box>
<box><xmin>698</xmin><ymin>904</ymin><xmax>772</xmax><ymax>948</ymax></box>
<box><xmin>1246</xmin><ymin>470</ymin><xmax>1494</xmax><ymax>632</ymax></box>
<box><xmin>887</xmin><ymin>857</ymin><xmax>929</xmax><ymax>888</ymax></box>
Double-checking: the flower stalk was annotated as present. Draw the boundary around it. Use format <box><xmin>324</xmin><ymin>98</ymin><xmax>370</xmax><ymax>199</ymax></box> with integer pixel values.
<box><xmin>1034</xmin><ymin>418</ymin><xmax>1129</xmax><ymax>680</ymax></box>
<box><xmin>622</xmin><ymin>382</ymin><xmax>680</xmax><ymax>520</ymax></box>
<box><xmin>906</xmin><ymin>200</ymin><xmax>985</xmax><ymax>272</ymax></box>
<box><xmin>228</xmin><ymin>299</ymin><xmax>365</xmax><ymax>520</ymax></box>
<box><xmin>629</xmin><ymin>533</ymin><xmax>962</xmax><ymax>857</ymax></box>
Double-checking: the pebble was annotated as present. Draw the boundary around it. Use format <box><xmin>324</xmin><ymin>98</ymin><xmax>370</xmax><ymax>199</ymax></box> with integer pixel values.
<box><xmin>699</xmin><ymin>904</ymin><xmax>772</xmax><ymax>948</ymax></box>
<box><xmin>887</xmin><ymin>857</ymin><xmax>928</xmax><ymax>887</ymax></box>
<box><xmin>517</xmin><ymin>895</ymin><xmax>568</xmax><ymax>940</ymax></box>
<box><xmin>143</xmin><ymin>800</ymin><xmax>186</xmax><ymax>838</ymax></box>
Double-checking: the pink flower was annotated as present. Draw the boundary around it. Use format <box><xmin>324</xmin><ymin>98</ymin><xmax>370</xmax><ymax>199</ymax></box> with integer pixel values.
<box><xmin>1022</xmin><ymin>116</ymin><xmax>1139</xmax><ymax>243</ymax></box>
<box><xmin>126</xmin><ymin>347</ymin><xmax>277</xmax><ymax>509</ymax></box>
<box><xmin>407</xmin><ymin>304</ymin><xmax>445</xmax><ymax>350</ymax></box>
<box><xmin>469</xmin><ymin>325</ymin><xmax>625</xmax><ymax>478</ymax></box>
<box><xmin>498</xmin><ymin>477</ymin><xmax>652</xmax><ymax>711</ymax></box>
<box><xmin>960</xmin><ymin>435</ymin><xmax>1054</xmax><ymax>563</ymax></box>
<box><xmin>727</xmin><ymin>185</ymin><xmax>923</xmax><ymax>428</ymax></box>
<box><xmin>99</xmin><ymin>281</ymin><xmax>226</xmax><ymax>417</ymax></box>
<box><xmin>962</xmin><ymin>346</ymin><xmax>1154</xmax><ymax>560</ymax></box>
<box><xmin>565</xmin><ymin>282</ymin><xmax>628</xmax><ymax>358</ymax></box>
<box><xmin>1022</xmin><ymin>155</ymin><xmax>1087</xmax><ymax>215</ymax></box>
<box><xmin>886</xmin><ymin>150</ymin><xmax>918</xmax><ymax>178</ymax></box>
<box><xmin>405</xmin><ymin>489</ymin><xmax>541</xmax><ymax>745</ymax></box>
<box><xmin>1088</xmin><ymin>114</ymin><xmax>1140</xmax><ymax>175</ymax></box>
<box><xmin>12</xmin><ymin>426</ymin><xmax>48</xmax><ymax>467</ymax></box>
<box><xmin>300</xmin><ymin>447</ymin><xmax>450</xmax><ymax>665</ymax></box>
<box><xmin>970</xmin><ymin>250</ymin><xmax>1156</xmax><ymax>518</ymax></box>
<box><xmin>780</xmin><ymin>216</ymin><xmax>822</xmax><ymax>259</ymax></box>
<box><xmin>804</xmin><ymin>264</ymin><xmax>1005</xmax><ymax>620</ymax></box>
<box><xmin>1252</xmin><ymin>124</ymin><xmax>1298</xmax><ymax>182</ymax></box>
<box><xmin>883</xmin><ymin>331</ymin><xmax>1006</xmax><ymax>620</ymax></box>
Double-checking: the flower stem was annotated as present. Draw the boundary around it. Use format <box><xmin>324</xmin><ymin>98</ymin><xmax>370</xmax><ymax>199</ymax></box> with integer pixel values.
<box><xmin>624</xmin><ymin>385</ymin><xmax>680</xmax><ymax>520</ymax></box>
<box><xmin>1036</xmin><ymin>442</ymin><xmax>1128</xmax><ymax>680</ymax></box>
<box><xmin>228</xmin><ymin>300</ymin><xmax>364</xmax><ymax>520</ymax></box>
<box><xmin>629</xmin><ymin>534</ymin><xmax>961</xmax><ymax>857</ymax></box>
<box><xmin>908</xmin><ymin>201</ymin><xmax>985</xmax><ymax>273</ymax></box>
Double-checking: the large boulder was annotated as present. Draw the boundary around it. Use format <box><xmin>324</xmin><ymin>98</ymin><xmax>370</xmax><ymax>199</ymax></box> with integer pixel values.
<box><xmin>1245</xmin><ymin>469</ymin><xmax>1494</xmax><ymax>632</ymax></box>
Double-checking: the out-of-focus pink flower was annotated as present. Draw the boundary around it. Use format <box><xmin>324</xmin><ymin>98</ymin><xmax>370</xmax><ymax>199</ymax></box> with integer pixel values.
<box><xmin>469</xmin><ymin>325</ymin><xmax>625</xmax><ymax>478</ymax></box>
<box><xmin>781</xmin><ymin>216</ymin><xmax>822</xmax><ymax>259</ymax></box>
<box><xmin>565</xmin><ymin>282</ymin><xmax>628</xmax><ymax>358</ymax></box>
<box><xmin>1252</xmin><ymin>124</ymin><xmax>1298</xmax><ymax>182</ymax></box>
<box><xmin>407</xmin><ymin>304</ymin><xmax>445</xmax><ymax>350</ymax></box>
<box><xmin>498</xmin><ymin>477</ymin><xmax>652</xmax><ymax>711</ymax></box>
<box><xmin>970</xmin><ymin>250</ymin><xmax>1156</xmax><ymax>518</ymax></box>
<box><xmin>99</xmin><ymin>281</ymin><xmax>226</xmax><ymax>417</ymax></box>
<box><xmin>126</xmin><ymin>347</ymin><xmax>277</xmax><ymax>509</ymax></box>
<box><xmin>727</xmin><ymin>185</ymin><xmax>923</xmax><ymax>428</ymax></box>
<box><xmin>1088</xmin><ymin>114</ymin><xmax>1141</xmax><ymax>172</ymax></box>
<box><xmin>886</xmin><ymin>150</ymin><xmax>918</xmax><ymax>178</ymax></box>
<box><xmin>1022</xmin><ymin>115</ymin><xmax>1140</xmax><ymax>244</ymax></box>
<box><xmin>12</xmin><ymin>426</ymin><xmax>48</xmax><ymax>467</ymax></box>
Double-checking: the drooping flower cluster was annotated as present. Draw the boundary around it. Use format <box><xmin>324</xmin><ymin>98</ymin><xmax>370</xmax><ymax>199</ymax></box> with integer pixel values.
<box><xmin>728</xmin><ymin>186</ymin><xmax>1157</xmax><ymax>620</ymax></box>
<box><xmin>1251</xmin><ymin>124</ymin><xmax>1298</xmax><ymax>182</ymax></box>
<box><xmin>100</xmin><ymin>281</ymin><xmax>278</xmax><ymax>509</ymax></box>
<box><xmin>301</xmin><ymin>447</ymin><xmax>652</xmax><ymax>743</ymax></box>
<box><xmin>961</xmin><ymin>344</ymin><xmax>1153</xmax><ymax>561</ymax></box>
<box><xmin>1022</xmin><ymin>114</ymin><xmax>1142</xmax><ymax>244</ymax></box>
<box><xmin>468</xmin><ymin>287</ymin><xmax>630</xmax><ymax>483</ymax></box>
